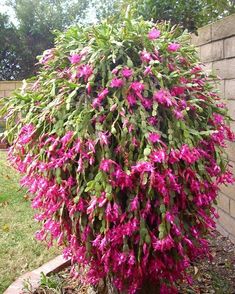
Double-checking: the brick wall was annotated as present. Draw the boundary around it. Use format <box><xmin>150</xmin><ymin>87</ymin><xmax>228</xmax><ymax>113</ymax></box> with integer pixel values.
<box><xmin>192</xmin><ymin>13</ymin><xmax>235</xmax><ymax>243</ymax></box>
<box><xmin>0</xmin><ymin>81</ymin><xmax>23</xmax><ymax>148</ymax></box>
<box><xmin>0</xmin><ymin>81</ymin><xmax>23</xmax><ymax>98</ymax></box>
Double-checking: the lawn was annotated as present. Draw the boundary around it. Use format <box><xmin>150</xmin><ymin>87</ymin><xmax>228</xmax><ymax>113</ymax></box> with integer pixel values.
<box><xmin>0</xmin><ymin>151</ymin><xmax>59</xmax><ymax>293</ymax></box>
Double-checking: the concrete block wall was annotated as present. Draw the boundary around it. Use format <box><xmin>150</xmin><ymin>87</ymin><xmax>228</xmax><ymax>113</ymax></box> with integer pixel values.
<box><xmin>192</xmin><ymin>13</ymin><xmax>235</xmax><ymax>243</ymax></box>
<box><xmin>0</xmin><ymin>81</ymin><xmax>23</xmax><ymax>148</ymax></box>
<box><xmin>0</xmin><ymin>81</ymin><xmax>23</xmax><ymax>98</ymax></box>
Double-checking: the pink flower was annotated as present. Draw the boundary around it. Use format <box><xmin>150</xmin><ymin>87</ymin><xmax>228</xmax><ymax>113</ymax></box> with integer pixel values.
<box><xmin>170</xmin><ymin>86</ymin><xmax>185</xmax><ymax>96</ymax></box>
<box><xmin>140</xmin><ymin>50</ymin><xmax>152</xmax><ymax>63</ymax></box>
<box><xmin>130</xmin><ymin>196</ymin><xmax>139</xmax><ymax>211</ymax></box>
<box><xmin>106</xmin><ymin>202</ymin><xmax>119</xmax><ymax>222</ymax></box>
<box><xmin>110</xmin><ymin>104</ymin><xmax>117</xmax><ymax>111</ymax></box>
<box><xmin>126</xmin><ymin>94</ymin><xmax>137</xmax><ymax>106</ymax></box>
<box><xmin>98</xmin><ymin>131</ymin><xmax>110</xmax><ymax>145</ymax></box>
<box><xmin>147</xmin><ymin>116</ymin><xmax>158</xmax><ymax>126</ymax></box>
<box><xmin>61</xmin><ymin>131</ymin><xmax>73</xmax><ymax>146</ymax></box>
<box><xmin>99</xmin><ymin>159</ymin><xmax>115</xmax><ymax>172</ymax></box>
<box><xmin>132</xmin><ymin>161</ymin><xmax>153</xmax><ymax>173</ymax></box>
<box><xmin>130</xmin><ymin>81</ymin><xmax>145</xmax><ymax>92</ymax></box>
<box><xmin>153</xmin><ymin>89</ymin><xmax>173</xmax><ymax>107</ymax></box>
<box><xmin>92</xmin><ymin>98</ymin><xmax>101</xmax><ymax>108</ymax></box>
<box><xmin>180</xmin><ymin>145</ymin><xmax>200</xmax><ymax>164</ymax></box>
<box><xmin>168</xmin><ymin>43</ymin><xmax>180</xmax><ymax>52</ymax></box>
<box><xmin>153</xmin><ymin>235</ymin><xmax>174</xmax><ymax>252</ymax></box>
<box><xmin>168</xmin><ymin>63</ymin><xmax>175</xmax><ymax>71</ymax></box>
<box><xmin>77</xmin><ymin>64</ymin><xmax>93</xmax><ymax>81</ymax></box>
<box><xmin>98</xmin><ymin>88</ymin><xmax>109</xmax><ymax>100</ymax></box>
<box><xmin>121</xmin><ymin>67</ymin><xmax>133</xmax><ymax>78</ymax></box>
<box><xmin>69</xmin><ymin>54</ymin><xmax>81</xmax><ymax>64</ymax></box>
<box><xmin>150</xmin><ymin>149</ymin><xmax>166</xmax><ymax>163</ymax></box>
<box><xmin>213</xmin><ymin>113</ymin><xmax>224</xmax><ymax>125</ymax></box>
<box><xmin>148</xmin><ymin>28</ymin><xmax>161</xmax><ymax>40</ymax></box>
<box><xmin>39</xmin><ymin>49</ymin><xmax>54</xmax><ymax>64</ymax></box>
<box><xmin>111</xmin><ymin>67</ymin><xmax>119</xmax><ymax>74</ymax></box>
<box><xmin>148</xmin><ymin>132</ymin><xmax>161</xmax><ymax>143</ymax></box>
<box><xmin>144</xmin><ymin>66</ymin><xmax>152</xmax><ymax>76</ymax></box>
<box><xmin>173</xmin><ymin>109</ymin><xmax>184</xmax><ymax>120</ymax></box>
<box><xmin>110</xmin><ymin>78</ymin><xmax>124</xmax><ymax>88</ymax></box>
<box><xmin>86</xmin><ymin>82</ymin><xmax>92</xmax><ymax>94</ymax></box>
<box><xmin>18</xmin><ymin>124</ymin><xmax>35</xmax><ymax>145</ymax></box>
<box><xmin>142</xmin><ymin>98</ymin><xmax>152</xmax><ymax>110</ymax></box>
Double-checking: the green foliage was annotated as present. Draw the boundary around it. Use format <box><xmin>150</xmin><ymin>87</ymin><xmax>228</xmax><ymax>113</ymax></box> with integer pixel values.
<box><xmin>0</xmin><ymin>0</ymin><xmax>90</xmax><ymax>80</ymax></box>
<box><xmin>136</xmin><ymin>0</ymin><xmax>235</xmax><ymax>32</ymax></box>
<box><xmin>1</xmin><ymin>0</ymin><xmax>235</xmax><ymax>80</ymax></box>
<box><xmin>93</xmin><ymin>0</ymin><xmax>235</xmax><ymax>32</ymax></box>
<box><xmin>0</xmin><ymin>13</ymin><xmax>22</xmax><ymax>80</ymax></box>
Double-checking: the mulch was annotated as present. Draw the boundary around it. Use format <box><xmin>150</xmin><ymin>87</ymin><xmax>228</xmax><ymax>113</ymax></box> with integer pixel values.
<box><xmin>34</xmin><ymin>231</ymin><xmax>235</xmax><ymax>294</ymax></box>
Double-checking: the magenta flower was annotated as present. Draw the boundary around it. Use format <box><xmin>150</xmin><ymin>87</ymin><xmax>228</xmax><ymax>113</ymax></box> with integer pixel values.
<box><xmin>148</xmin><ymin>132</ymin><xmax>161</xmax><ymax>143</ymax></box>
<box><xmin>147</xmin><ymin>116</ymin><xmax>158</xmax><ymax>126</ymax></box>
<box><xmin>148</xmin><ymin>28</ymin><xmax>161</xmax><ymax>40</ymax></box>
<box><xmin>130</xmin><ymin>196</ymin><xmax>139</xmax><ymax>211</ymax></box>
<box><xmin>130</xmin><ymin>81</ymin><xmax>145</xmax><ymax>92</ymax></box>
<box><xmin>180</xmin><ymin>144</ymin><xmax>200</xmax><ymax>164</ymax></box>
<box><xmin>61</xmin><ymin>131</ymin><xmax>73</xmax><ymax>146</ymax></box>
<box><xmin>110</xmin><ymin>78</ymin><xmax>124</xmax><ymax>88</ymax></box>
<box><xmin>168</xmin><ymin>43</ymin><xmax>180</xmax><ymax>52</ymax></box>
<box><xmin>99</xmin><ymin>159</ymin><xmax>116</xmax><ymax>172</ymax></box>
<box><xmin>111</xmin><ymin>67</ymin><xmax>119</xmax><ymax>74</ymax></box>
<box><xmin>170</xmin><ymin>86</ymin><xmax>185</xmax><ymax>96</ymax></box>
<box><xmin>98</xmin><ymin>88</ymin><xmax>109</xmax><ymax>100</ymax></box>
<box><xmin>92</xmin><ymin>98</ymin><xmax>101</xmax><ymax>108</ymax></box>
<box><xmin>69</xmin><ymin>53</ymin><xmax>81</xmax><ymax>64</ymax></box>
<box><xmin>153</xmin><ymin>235</ymin><xmax>174</xmax><ymax>252</ymax></box>
<box><xmin>144</xmin><ymin>66</ymin><xmax>152</xmax><ymax>76</ymax></box>
<box><xmin>153</xmin><ymin>89</ymin><xmax>173</xmax><ymax>107</ymax></box>
<box><xmin>132</xmin><ymin>161</ymin><xmax>153</xmax><ymax>173</ymax></box>
<box><xmin>86</xmin><ymin>82</ymin><xmax>92</xmax><ymax>94</ymax></box>
<box><xmin>142</xmin><ymin>98</ymin><xmax>152</xmax><ymax>110</ymax></box>
<box><xmin>121</xmin><ymin>67</ymin><xmax>133</xmax><ymax>78</ymax></box>
<box><xmin>126</xmin><ymin>94</ymin><xmax>136</xmax><ymax>107</ymax></box>
<box><xmin>140</xmin><ymin>50</ymin><xmax>152</xmax><ymax>63</ymax></box>
<box><xmin>77</xmin><ymin>64</ymin><xmax>93</xmax><ymax>81</ymax></box>
<box><xmin>150</xmin><ymin>149</ymin><xmax>166</xmax><ymax>163</ymax></box>
<box><xmin>98</xmin><ymin>131</ymin><xmax>110</xmax><ymax>145</ymax></box>
<box><xmin>173</xmin><ymin>109</ymin><xmax>184</xmax><ymax>120</ymax></box>
<box><xmin>39</xmin><ymin>49</ymin><xmax>54</xmax><ymax>64</ymax></box>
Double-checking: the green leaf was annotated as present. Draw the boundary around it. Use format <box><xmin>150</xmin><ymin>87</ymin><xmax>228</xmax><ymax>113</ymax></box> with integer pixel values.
<box><xmin>144</xmin><ymin>147</ymin><xmax>151</xmax><ymax>156</ymax></box>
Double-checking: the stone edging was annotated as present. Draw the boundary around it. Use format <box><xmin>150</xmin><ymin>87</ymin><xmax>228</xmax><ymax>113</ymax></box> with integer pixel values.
<box><xmin>4</xmin><ymin>255</ymin><xmax>70</xmax><ymax>294</ymax></box>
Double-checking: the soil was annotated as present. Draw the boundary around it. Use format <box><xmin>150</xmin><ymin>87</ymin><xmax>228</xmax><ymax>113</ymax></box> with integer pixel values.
<box><xmin>33</xmin><ymin>231</ymin><xmax>235</xmax><ymax>294</ymax></box>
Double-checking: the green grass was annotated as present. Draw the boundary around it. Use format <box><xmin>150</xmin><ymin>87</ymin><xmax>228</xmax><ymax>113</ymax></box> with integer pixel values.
<box><xmin>0</xmin><ymin>151</ymin><xmax>59</xmax><ymax>294</ymax></box>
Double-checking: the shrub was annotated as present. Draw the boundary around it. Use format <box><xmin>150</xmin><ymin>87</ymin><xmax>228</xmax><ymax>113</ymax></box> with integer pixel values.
<box><xmin>1</xmin><ymin>13</ymin><xmax>234</xmax><ymax>293</ymax></box>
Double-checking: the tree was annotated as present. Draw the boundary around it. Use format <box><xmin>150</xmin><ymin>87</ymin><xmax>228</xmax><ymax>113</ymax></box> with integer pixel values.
<box><xmin>0</xmin><ymin>13</ymin><xmax>22</xmax><ymax>80</ymax></box>
<box><xmin>92</xmin><ymin>0</ymin><xmax>235</xmax><ymax>32</ymax></box>
<box><xmin>136</xmin><ymin>0</ymin><xmax>235</xmax><ymax>32</ymax></box>
<box><xmin>0</xmin><ymin>0</ymin><xmax>90</xmax><ymax>80</ymax></box>
<box><xmin>2</xmin><ymin>12</ymin><xmax>234</xmax><ymax>293</ymax></box>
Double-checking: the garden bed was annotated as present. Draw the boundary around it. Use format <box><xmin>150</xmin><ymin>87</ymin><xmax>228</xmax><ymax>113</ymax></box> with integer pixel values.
<box><xmin>31</xmin><ymin>231</ymin><xmax>234</xmax><ymax>294</ymax></box>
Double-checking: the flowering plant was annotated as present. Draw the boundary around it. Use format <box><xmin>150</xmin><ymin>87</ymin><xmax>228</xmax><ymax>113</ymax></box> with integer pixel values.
<box><xmin>1</xmin><ymin>14</ymin><xmax>234</xmax><ymax>293</ymax></box>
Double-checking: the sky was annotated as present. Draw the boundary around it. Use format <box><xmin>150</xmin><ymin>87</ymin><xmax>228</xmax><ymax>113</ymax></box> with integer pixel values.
<box><xmin>0</xmin><ymin>1</ymin><xmax>17</xmax><ymax>24</ymax></box>
<box><xmin>0</xmin><ymin>0</ymin><xmax>97</xmax><ymax>26</ymax></box>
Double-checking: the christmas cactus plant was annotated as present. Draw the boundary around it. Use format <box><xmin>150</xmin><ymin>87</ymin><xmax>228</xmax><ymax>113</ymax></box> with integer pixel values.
<box><xmin>1</xmin><ymin>13</ymin><xmax>234</xmax><ymax>294</ymax></box>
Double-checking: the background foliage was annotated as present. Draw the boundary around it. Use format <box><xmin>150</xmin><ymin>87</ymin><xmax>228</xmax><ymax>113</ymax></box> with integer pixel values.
<box><xmin>0</xmin><ymin>0</ymin><xmax>235</xmax><ymax>80</ymax></box>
